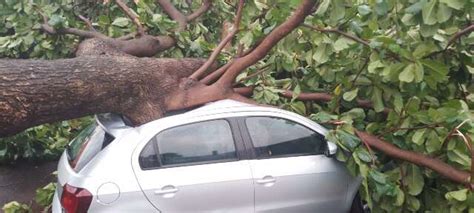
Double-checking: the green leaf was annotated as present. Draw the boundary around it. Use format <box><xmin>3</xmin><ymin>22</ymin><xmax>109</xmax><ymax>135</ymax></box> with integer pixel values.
<box><xmin>413</xmin><ymin>62</ymin><xmax>424</xmax><ymax>82</ymax></box>
<box><xmin>334</xmin><ymin>129</ymin><xmax>361</xmax><ymax>152</ymax></box>
<box><xmin>312</xmin><ymin>43</ymin><xmax>331</xmax><ymax>64</ymax></box>
<box><xmin>112</xmin><ymin>17</ymin><xmax>130</xmax><ymax>27</ymax></box>
<box><xmin>422</xmin><ymin>0</ymin><xmax>437</xmax><ymax>25</ymax></box>
<box><xmin>448</xmin><ymin>149</ymin><xmax>471</xmax><ymax>167</ymax></box>
<box><xmin>440</xmin><ymin>0</ymin><xmax>465</xmax><ymax>10</ymax></box>
<box><xmin>35</xmin><ymin>183</ymin><xmax>56</xmax><ymax>207</ymax></box>
<box><xmin>406</xmin><ymin>164</ymin><xmax>424</xmax><ymax>196</ymax></box>
<box><xmin>333</xmin><ymin>37</ymin><xmax>352</xmax><ymax>52</ymax></box>
<box><xmin>406</xmin><ymin>97</ymin><xmax>421</xmax><ymax>113</ymax></box>
<box><xmin>355</xmin><ymin>147</ymin><xmax>372</xmax><ymax>163</ymax></box>
<box><xmin>436</xmin><ymin>3</ymin><xmax>452</xmax><ymax>23</ymax></box>
<box><xmin>393</xmin><ymin>93</ymin><xmax>404</xmax><ymax>114</ymax></box>
<box><xmin>254</xmin><ymin>0</ymin><xmax>268</xmax><ymax>10</ymax></box>
<box><xmin>407</xmin><ymin>195</ymin><xmax>421</xmax><ymax>211</ymax></box>
<box><xmin>445</xmin><ymin>189</ymin><xmax>468</xmax><ymax>201</ymax></box>
<box><xmin>315</xmin><ymin>0</ymin><xmax>330</xmax><ymax>15</ymax></box>
<box><xmin>2</xmin><ymin>201</ymin><xmax>31</xmax><ymax>213</ymax></box>
<box><xmin>395</xmin><ymin>186</ymin><xmax>405</xmax><ymax>206</ymax></box>
<box><xmin>425</xmin><ymin>130</ymin><xmax>442</xmax><ymax>153</ymax></box>
<box><xmin>310</xmin><ymin>111</ymin><xmax>337</xmax><ymax>123</ymax></box>
<box><xmin>413</xmin><ymin>42</ymin><xmax>438</xmax><ymax>58</ymax></box>
<box><xmin>420</xmin><ymin>59</ymin><xmax>448</xmax><ymax>78</ymax></box>
<box><xmin>405</xmin><ymin>0</ymin><xmax>427</xmax><ymax>13</ymax></box>
<box><xmin>329</xmin><ymin>0</ymin><xmax>345</xmax><ymax>24</ymax></box>
<box><xmin>341</xmin><ymin>108</ymin><xmax>366</xmax><ymax>120</ymax></box>
<box><xmin>399</xmin><ymin>63</ymin><xmax>415</xmax><ymax>82</ymax></box>
<box><xmin>368</xmin><ymin>60</ymin><xmax>384</xmax><ymax>73</ymax></box>
<box><xmin>411</xmin><ymin>129</ymin><xmax>426</xmax><ymax>145</ymax></box>
<box><xmin>290</xmin><ymin>101</ymin><xmax>306</xmax><ymax>114</ymax></box>
<box><xmin>371</xmin><ymin>87</ymin><xmax>385</xmax><ymax>113</ymax></box>
<box><xmin>48</xmin><ymin>14</ymin><xmax>66</xmax><ymax>29</ymax></box>
<box><xmin>369</xmin><ymin>170</ymin><xmax>387</xmax><ymax>184</ymax></box>
<box><xmin>357</xmin><ymin>5</ymin><xmax>371</xmax><ymax>15</ymax></box>
<box><xmin>343</xmin><ymin>88</ymin><xmax>358</xmax><ymax>101</ymax></box>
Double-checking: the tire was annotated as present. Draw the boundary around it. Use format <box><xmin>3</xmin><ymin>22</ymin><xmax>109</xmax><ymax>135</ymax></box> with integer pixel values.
<box><xmin>350</xmin><ymin>192</ymin><xmax>367</xmax><ymax>213</ymax></box>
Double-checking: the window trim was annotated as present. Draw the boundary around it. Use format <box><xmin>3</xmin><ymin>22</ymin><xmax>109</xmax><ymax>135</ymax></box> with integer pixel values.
<box><xmin>139</xmin><ymin>118</ymin><xmax>243</xmax><ymax>170</ymax></box>
<box><xmin>240</xmin><ymin>116</ymin><xmax>328</xmax><ymax>160</ymax></box>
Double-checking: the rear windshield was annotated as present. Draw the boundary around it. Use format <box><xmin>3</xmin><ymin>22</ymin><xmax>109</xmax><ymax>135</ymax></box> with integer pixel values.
<box><xmin>67</xmin><ymin>123</ymin><xmax>115</xmax><ymax>171</ymax></box>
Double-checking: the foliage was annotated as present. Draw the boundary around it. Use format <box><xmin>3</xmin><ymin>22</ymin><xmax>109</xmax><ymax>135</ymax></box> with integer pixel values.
<box><xmin>35</xmin><ymin>182</ymin><xmax>56</xmax><ymax>210</ymax></box>
<box><xmin>1</xmin><ymin>201</ymin><xmax>31</xmax><ymax>213</ymax></box>
<box><xmin>1</xmin><ymin>0</ymin><xmax>474</xmax><ymax>212</ymax></box>
<box><xmin>0</xmin><ymin>117</ymin><xmax>92</xmax><ymax>164</ymax></box>
<box><xmin>1</xmin><ymin>181</ymin><xmax>57</xmax><ymax>213</ymax></box>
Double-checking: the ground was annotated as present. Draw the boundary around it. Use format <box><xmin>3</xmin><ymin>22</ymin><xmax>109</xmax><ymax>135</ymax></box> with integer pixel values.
<box><xmin>0</xmin><ymin>161</ymin><xmax>57</xmax><ymax>211</ymax></box>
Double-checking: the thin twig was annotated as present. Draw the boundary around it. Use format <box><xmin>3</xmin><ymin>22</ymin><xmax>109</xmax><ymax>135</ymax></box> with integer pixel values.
<box><xmin>302</xmin><ymin>23</ymin><xmax>370</xmax><ymax>46</ymax></box>
<box><xmin>445</xmin><ymin>24</ymin><xmax>474</xmax><ymax>50</ymax></box>
<box><xmin>350</xmin><ymin>57</ymin><xmax>369</xmax><ymax>89</ymax></box>
<box><xmin>77</xmin><ymin>14</ymin><xmax>95</xmax><ymax>31</ymax></box>
<box><xmin>190</xmin><ymin>0</ymin><xmax>244</xmax><ymax>80</ymax></box>
<box><xmin>302</xmin><ymin>24</ymin><xmax>411</xmax><ymax>62</ymax></box>
<box><xmin>115</xmin><ymin>0</ymin><xmax>145</xmax><ymax>36</ymax></box>
<box><xmin>233</xmin><ymin>64</ymin><xmax>271</xmax><ymax>86</ymax></box>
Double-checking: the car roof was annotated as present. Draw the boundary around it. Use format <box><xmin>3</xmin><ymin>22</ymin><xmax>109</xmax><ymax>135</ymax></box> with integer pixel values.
<box><xmin>95</xmin><ymin>100</ymin><xmax>252</xmax><ymax>135</ymax></box>
<box><xmin>96</xmin><ymin>99</ymin><xmax>326</xmax><ymax>136</ymax></box>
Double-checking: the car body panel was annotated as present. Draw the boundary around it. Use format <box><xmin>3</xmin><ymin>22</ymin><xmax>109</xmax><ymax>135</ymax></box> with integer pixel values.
<box><xmin>249</xmin><ymin>156</ymin><xmax>351</xmax><ymax>212</ymax></box>
<box><xmin>52</xmin><ymin>100</ymin><xmax>361</xmax><ymax>213</ymax></box>
<box><xmin>52</xmin><ymin>126</ymin><xmax>157</xmax><ymax>212</ymax></box>
<box><xmin>132</xmin><ymin>160</ymin><xmax>255</xmax><ymax>212</ymax></box>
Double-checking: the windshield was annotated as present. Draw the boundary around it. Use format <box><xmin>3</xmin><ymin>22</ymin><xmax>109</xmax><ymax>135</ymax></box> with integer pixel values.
<box><xmin>67</xmin><ymin>123</ymin><xmax>114</xmax><ymax>171</ymax></box>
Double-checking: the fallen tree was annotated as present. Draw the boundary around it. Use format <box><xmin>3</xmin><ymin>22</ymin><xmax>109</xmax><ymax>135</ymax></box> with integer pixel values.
<box><xmin>1</xmin><ymin>0</ymin><xmax>473</xmax><ymax>211</ymax></box>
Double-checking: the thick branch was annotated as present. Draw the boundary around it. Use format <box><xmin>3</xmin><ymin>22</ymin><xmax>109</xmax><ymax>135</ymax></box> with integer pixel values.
<box><xmin>217</xmin><ymin>0</ymin><xmax>317</xmax><ymax>87</ymax></box>
<box><xmin>156</xmin><ymin>0</ymin><xmax>188</xmax><ymax>31</ymax></box>
<box><xmin>200</xmin><ymin>61</ymin><xmax>233</xmax><ymax>85</ymax></box>
<box><xmin>356</xmin><ymin>130</ymin><xmax>471</xmax><ymax>187</ymax></box>
<box><xmin>0</xmin><ymin>57</ymin><xmax>205</xmax><ymax>137</ymax></box>
<box><xmin>190</xmin><ymin>0</ymin><xmax>244</xmax><ymax>80</ymax></box>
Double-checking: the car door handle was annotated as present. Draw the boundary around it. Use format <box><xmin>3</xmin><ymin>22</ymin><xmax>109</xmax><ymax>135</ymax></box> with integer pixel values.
<box><xmin>256</xmin><ymin>176</ymin><xmax>276</xmax><ymax>184</ymax></box>
<box><xmin>154</xmin><ymin>186</ymin><xmax>179</xmax><ymax>195</ymax></box>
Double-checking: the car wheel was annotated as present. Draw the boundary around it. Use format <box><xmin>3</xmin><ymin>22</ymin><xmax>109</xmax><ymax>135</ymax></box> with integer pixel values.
<box><xmin>350</xmin><ymin>192</ymin><xmax>368</xmax><ymax>213</ymax></box>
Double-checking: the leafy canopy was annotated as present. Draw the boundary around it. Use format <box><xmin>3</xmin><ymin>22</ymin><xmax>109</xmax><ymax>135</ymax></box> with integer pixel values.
<box><xmin>1</xmin><ymin>0</ymin><xmax>474</xmax><ymax>212</ymax></box>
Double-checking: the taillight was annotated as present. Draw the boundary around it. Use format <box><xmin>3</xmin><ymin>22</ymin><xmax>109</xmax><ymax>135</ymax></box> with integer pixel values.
<box><xmin>60</xmin><ymin>184</ymin><xmax>93</xmax><ymax>213</ymax></box>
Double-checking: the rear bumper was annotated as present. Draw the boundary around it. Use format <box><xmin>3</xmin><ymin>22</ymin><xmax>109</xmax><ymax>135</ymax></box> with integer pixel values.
<box><xmin>52</xmin><ymin>186</ymin><xmax>62</xmax><ymax>213</ymax></box>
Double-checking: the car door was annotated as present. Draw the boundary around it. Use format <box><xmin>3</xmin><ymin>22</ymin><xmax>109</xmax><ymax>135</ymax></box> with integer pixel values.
<box><xmin>132</xmin><ymin>119</ymin><xmax>254</xmax><ymax>212</ymax></box>
<box><xmin>240</xmin><ymin>116</ymin><xmax>349</xmax><ymax>213</ymax></box>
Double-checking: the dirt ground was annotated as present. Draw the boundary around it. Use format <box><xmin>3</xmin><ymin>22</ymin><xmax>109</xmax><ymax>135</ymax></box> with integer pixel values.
<box><xmin>0</xmin><ymin>161</ymin><xmax>57</xmax><ymax>211</ymax></box>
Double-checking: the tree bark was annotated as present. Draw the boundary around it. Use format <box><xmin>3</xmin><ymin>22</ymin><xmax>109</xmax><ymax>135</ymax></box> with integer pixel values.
<box><xmin>0</xmin><ymin>57</ymin><xmax>205</xmax><ymax>137</ymax></box>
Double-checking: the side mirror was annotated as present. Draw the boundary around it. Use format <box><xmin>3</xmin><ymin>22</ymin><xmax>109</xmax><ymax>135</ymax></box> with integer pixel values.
<box><xmin>325</xmin><ymin>142</ymin><xmax>337</xmax><ymax>157</ymax></box>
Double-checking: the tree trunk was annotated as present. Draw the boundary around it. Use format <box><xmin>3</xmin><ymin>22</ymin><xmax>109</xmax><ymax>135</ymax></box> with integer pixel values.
<box><xmin>0</xmin><ymin>56</ymin><xmax>205</xmax><ymax>137</ymax></box>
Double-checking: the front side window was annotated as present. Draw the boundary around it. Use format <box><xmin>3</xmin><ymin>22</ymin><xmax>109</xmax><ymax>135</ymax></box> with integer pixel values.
<box><xmin>139</xmin><ymin>120</ymin><xmax>237</xmax><ymax>169</ymax></box>
<box><xmin>245</xmin><ymin>117</ymin><xmax>326</xmax><ymax>158</ymax></box>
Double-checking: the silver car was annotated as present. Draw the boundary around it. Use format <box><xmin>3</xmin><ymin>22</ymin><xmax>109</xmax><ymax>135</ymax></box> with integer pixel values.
<box><xmin>52</xmin><ymin>100</ymin><xmax>362</xmax><ymax>213</ymax></box>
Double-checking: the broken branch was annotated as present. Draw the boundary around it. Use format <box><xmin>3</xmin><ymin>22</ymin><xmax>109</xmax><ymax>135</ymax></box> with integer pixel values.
<box><xmin>115</xmin><ymin>0</ymin><xmax>145</xmax><ymax>36</ymax></box>
<box><xmin>187</xmin><ymin>0</ymin><xmax>212</xmax><ymax>21</ymax></box>
<box><xmin>190</xmin><ymin>0</ymin><xmax>244</xmax><ymax>80</ymax></box>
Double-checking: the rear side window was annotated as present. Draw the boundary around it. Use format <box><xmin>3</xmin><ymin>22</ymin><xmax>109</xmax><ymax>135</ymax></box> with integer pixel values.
<box><xmin>139</xmin><ymin>120</ymin><xmax>237</xmax><ymax>169</ymax></box>
<box><xmin>67</xmin><ymin>123</ymin><xmax>115</xmax><ymax>171</ymax></box>
<box><xmin>245</xmin><ymin>117</ymin><xmax>326</xmax><ymax>158</ymax></box>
